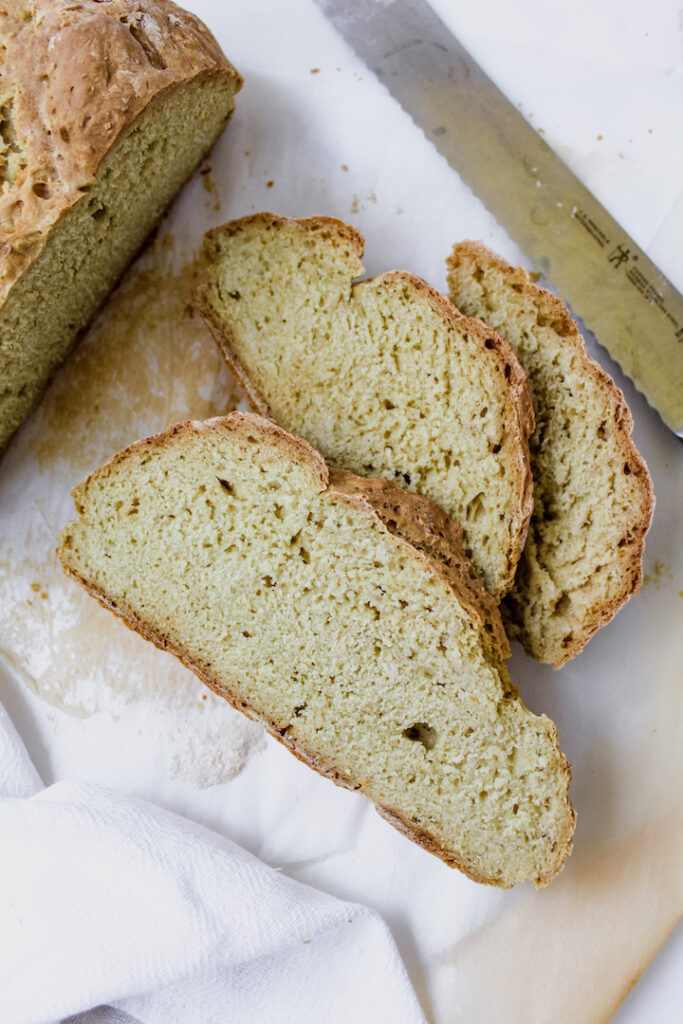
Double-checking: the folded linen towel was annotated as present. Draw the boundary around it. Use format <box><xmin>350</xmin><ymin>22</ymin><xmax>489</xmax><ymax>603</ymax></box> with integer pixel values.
<box><xmin>0</xmin><ymin>703</ymin><xmax>425</xmax><ymax>1024</ymax></box>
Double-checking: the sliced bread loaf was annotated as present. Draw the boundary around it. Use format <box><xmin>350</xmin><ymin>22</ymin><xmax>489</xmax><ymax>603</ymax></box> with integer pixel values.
<box><xmin>0</xmin><ymin>0</ymin><xmax>242</xmax><ymax>454</ymax></box>
<box><xmin>447</xmin><ymin>242</ymin><xmax>654</xmax><ymax>667</ymax></box>
<box><xmin>58</xmin><ymin>412</ymin><xmax>575</xmax><ymax>887</ymax></box>
<box><xmin>196</xmin><ymin>214</ymin><xmax>534</xmax><ymax>601</ymax></box>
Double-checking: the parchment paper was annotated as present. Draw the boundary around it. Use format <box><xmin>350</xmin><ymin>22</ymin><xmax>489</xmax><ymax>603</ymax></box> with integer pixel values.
<box><xmin>1</xmin><ymin>1</ymin><xmax>681</xmax><ymax>1021</ymax></box>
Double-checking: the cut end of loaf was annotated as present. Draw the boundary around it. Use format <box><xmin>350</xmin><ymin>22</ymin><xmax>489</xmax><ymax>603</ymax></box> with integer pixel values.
<box><xmin>196</xmin><ymin>213</ymin><xmax>535</xmax><ymax>601</ymax></box>
<box><xmin>58</xmin><ymin>412</ymin><xmax>574</xmax><ymax>887</ymax></box>
<box><xmin>447</xmin><ymin>241</ymin><xmax>654</xmax><ymax>667</ymax></box>
<box><xmin>0</xmin><ymin>0</ymin><xmax>241</xmax><ymax>453</ymax></box>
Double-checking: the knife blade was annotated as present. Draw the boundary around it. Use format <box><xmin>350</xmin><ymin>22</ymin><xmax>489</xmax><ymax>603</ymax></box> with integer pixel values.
<box><xmin>315</xmin><ymin>0</ymin><xmax>683</xmax><ymax>436</ymax></box>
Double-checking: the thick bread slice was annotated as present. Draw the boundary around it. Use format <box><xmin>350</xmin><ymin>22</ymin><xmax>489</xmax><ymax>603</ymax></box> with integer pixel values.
<box><xmin>196</xmin><ymin>213</ymin><xmax>534</xmax><ymax>601</ymax></box>
<box><xmin>0</xmin><ymin>0</ymin><xmax>242</xmax><ymax>453</ymax></box>
<box><xmin>447</xmin><ymin>242</ymin><xmax>654</xmax><ymax>667</ymax></box>
<box><xmin>58</xmin><ymin>412</ymin><xmax>574</xmax><ymax>887</ymax></box>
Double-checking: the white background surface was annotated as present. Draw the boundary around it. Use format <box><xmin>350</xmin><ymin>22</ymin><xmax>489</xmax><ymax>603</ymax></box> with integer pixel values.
<box><xmin>1</xmin><ymin>0</ymin><xmax>682</xmax><ymax>1020</ymax></box>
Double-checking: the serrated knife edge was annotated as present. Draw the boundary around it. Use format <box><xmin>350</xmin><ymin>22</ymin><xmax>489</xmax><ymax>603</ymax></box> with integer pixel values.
<box><xmin>315</xmin><ymin>0</ymin><xmax>683</xmax><ymax>436</ymax></box>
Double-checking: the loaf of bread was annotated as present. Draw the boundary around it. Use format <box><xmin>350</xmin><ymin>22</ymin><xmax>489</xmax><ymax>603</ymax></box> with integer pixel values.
<box><xmin>196</xmin><ymin>214</ymin><xmax>534</xmax><ymax>601</ymax></box>
<box><xmin>58</xmin><ymin>412</ymin><xmax>575</xmax><ymax>887</ymax></box>
<box><xmin>0</xmin><ymin>0</ymin><xmax>242</xmax><ymax>454</ymax></box>
<box><xmin>447</xmin><ymin>242</ymin><xmax>654</xmax><ymax>667</ymax></box>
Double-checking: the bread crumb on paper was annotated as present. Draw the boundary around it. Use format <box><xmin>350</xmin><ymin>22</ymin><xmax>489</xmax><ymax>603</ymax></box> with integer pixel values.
<box><xmin>200</xmin><ymin>166</ymin><xmax>221</xmax><ymax>211</ymax></box>
<box><xmin>643</xmin><ymin>561</ymin><xmax>673</xmax><ymax>587</ymax></box>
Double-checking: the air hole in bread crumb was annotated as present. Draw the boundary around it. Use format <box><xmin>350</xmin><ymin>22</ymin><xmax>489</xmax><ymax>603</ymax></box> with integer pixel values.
<box><xmin>624</xmin><ymin>463</ymin><xmax>632</xmax><ymax>475</ymax></box>
<box><xmin>32</xmin><ymin>182</ymin><xmax>50</xmax><ymax>199</ymax></box>
<box><xmin>466</xmin><ymin>493</ymin><xmax>485</xmax><ymax>521</ymax></box>
<box><xmin>217</xmin><ymin>478</ymin><xmax>233</xmax><ymax>494</ymax></box>
<box><xmin>484</xmin><ymin>338</ymin><xmax>495</xmax><ymax>349</ymax></box>
<box><xmin>403</xmin><ymin>722</ymin><xmax>437</xmax><ymax>751</ymax></box>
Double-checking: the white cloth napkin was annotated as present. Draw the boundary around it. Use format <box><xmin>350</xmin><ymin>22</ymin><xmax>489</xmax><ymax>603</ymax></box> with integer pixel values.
<box><xmin>0</xmin><ymin>703</ymin><xmax>425</xmax><ymax>1024</ymax></box>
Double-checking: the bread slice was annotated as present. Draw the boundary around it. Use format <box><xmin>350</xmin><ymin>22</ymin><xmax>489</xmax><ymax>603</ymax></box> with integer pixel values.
<box><xmin>447</xmin><ymin>242</ymin><xmax>654</xmax><ymax>667</ymax></box>
<box><xmin>0</xmin><ymin>0</ymin><xmax>242</xmax><ymax>454</ymax></box>
<box><xmin>58</xmin><ymin>412</ymin><xmax>574</xmax><ymax>887</ymax></box>
<box><xmin>195</xmin><ymin>214</ymin><xmax>534</xmax><ymax>601</ymax></box>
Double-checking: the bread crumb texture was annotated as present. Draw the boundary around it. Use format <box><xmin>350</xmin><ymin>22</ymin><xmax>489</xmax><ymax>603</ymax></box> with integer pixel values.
<box><xmin>447</xmin><ymin>242</ymin><xmax>653</xmax><ymax>666</ymax></box>
<box><xmin>196</xmin><ymin>213</ymin><xmax>535</xmax><ymax>601</ymax></box>
<box><xmin>59</xmin><ymin>412</ymin><xmax>575</xmax><ymax>887</ymax></box>
<box><xmin>0</xmin><ymin>0</ymin><xmax>242</xmax><ymax>453</ymax></box>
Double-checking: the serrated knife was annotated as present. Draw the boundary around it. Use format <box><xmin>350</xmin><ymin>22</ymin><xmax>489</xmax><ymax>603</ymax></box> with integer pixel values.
<box><xmin>315</xmin><ymin>0</ymin><xmax>683</xmax><ymax>436</ymax></box>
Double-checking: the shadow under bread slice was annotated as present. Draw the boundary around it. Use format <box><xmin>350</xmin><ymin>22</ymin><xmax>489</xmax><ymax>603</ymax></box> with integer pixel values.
<box><xmin>58</xmin><ymin>412</ymin><xmax>574</xmax><ymax>887</ymax></box>
<box><xmin>447</xmin><ymin>242</ymin><xmax>654</xmax><ymax>667</ymax></box>
<box><xmin>195</xmin><ymin>213</ymin><xmax>534</xmax><ymax>602</ymax></box>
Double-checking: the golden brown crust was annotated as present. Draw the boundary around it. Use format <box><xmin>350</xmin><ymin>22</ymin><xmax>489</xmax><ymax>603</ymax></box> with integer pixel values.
<box><xmin>59</xmin><ymin>413</ymin><xmax>575</xmax><ymax>886</ymax></box>
<box><xmin>0</xmin><ymin>0</ymin><xmax>242</xmax><ymax>305</ymax></box>
<box><xmin>196</xmin><ymin>214</ymin><xmax>535</xmax><ymax>599</ymax></box>
<box><xmin>199</xmin><ymin>316</ymin><xmax>275</xmax><ymax>419</ymax></box>
<box><xmin>202</xmin><ymin>211</ymin><xmax>365</xmax><ymax>252</ymax></box>
<box><xmin>327</xmin><ymin>467</ymin><xmax>510</xmax><ymax>660</ymax></box>
<box><xmin>448</xmin><ymin>241</ymin><xmax>655</xmax><ymax>666</ymax></box>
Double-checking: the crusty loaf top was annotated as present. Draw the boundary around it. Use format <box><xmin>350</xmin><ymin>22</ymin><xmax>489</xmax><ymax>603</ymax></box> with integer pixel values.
<box><xmin>328</xmin><ymin>468</ymin><xmax>510</xmax><ymax>660</ymax></box>
<box><xmin>0</xmin><ymin>0</ymin><xmax>241</xmax><ymax>304</ymax></box>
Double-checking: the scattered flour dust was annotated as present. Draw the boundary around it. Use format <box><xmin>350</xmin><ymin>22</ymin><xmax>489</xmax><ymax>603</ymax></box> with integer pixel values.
<box><xmin>0</xmin><ymin>234</ymin><xmax>265</xmax><ymax>787</ymax></box>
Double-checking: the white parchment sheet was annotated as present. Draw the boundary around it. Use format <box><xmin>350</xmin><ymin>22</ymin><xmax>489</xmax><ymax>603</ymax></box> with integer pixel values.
<box><xmin>1</xmin><ymin>1</ymin><xmax>682</xmax><ymax>1021</ymax></box>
